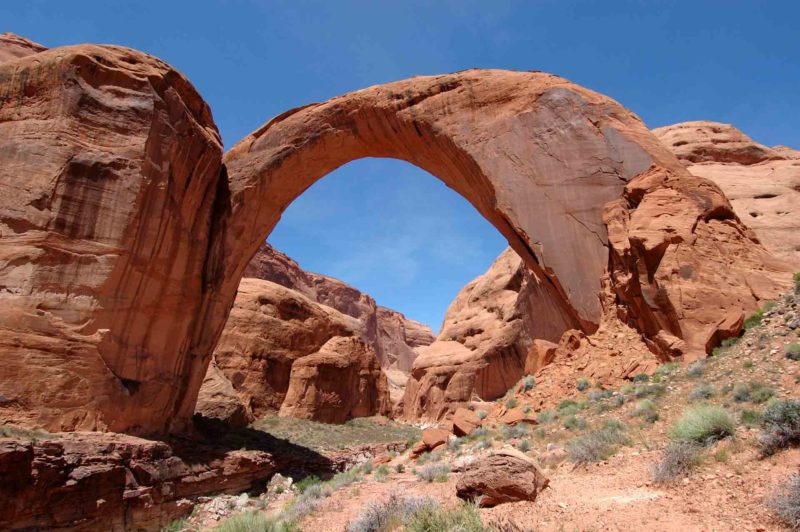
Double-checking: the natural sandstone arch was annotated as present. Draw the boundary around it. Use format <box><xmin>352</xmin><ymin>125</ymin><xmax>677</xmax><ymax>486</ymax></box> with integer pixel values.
<box><xmin>0</xmin><ymin>38</ymin><xmax>791</xmax><ymax>435</ymax></box>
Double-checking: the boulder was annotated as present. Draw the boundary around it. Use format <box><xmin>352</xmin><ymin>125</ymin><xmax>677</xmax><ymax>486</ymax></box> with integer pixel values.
<box><xmin>456</xmin><ymin>449</ymin><xmax>550</xmax><ymax>506</ymax></box>
<box><xmin>499</xmin><ymin>409</ymin><xmax>538</xmax><ymax>426</ymax></box>
<box><xmin>195</xmin><ymin>362</ymin><xmax>254</xmax><ymax>427</ymax></box>
<box><xmin>452</xmin><ymin>407</ymin><xmax>482</xmax><ymax>437</ymax></box>
<box><xmin>421</xmin><ymin>428</ymin><xmax>450</xmax><ymax>450</ymax></box>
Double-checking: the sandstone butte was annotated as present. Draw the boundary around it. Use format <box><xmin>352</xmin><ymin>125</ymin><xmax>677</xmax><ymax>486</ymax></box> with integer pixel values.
<box><xmin>195</xmin><ymin>243</ymin><xmax>433</xmax><ymax>424</ymax></box>
<box><xmin>0</xmin><ymin>33</ymin><xmax>794</xmax><ymax>437</ymax></box>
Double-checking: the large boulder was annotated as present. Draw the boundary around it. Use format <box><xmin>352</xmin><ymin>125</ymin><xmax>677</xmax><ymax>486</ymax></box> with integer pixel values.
<box><xmin>456</xmin><ymin>449</ymin><xmax>550</xmax><ymax>506</ymax></box>
<box><xmin>653</xmin><ymin>121</ymin><xmax>800</xmax><ymax>267</ymax></box>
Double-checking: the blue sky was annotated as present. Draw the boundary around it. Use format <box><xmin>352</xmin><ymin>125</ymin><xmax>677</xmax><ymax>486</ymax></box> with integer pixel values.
<box><xmin>4</xmin><ymin>1</ymin><xmax>798</xmax><ymax>330</ymax></box>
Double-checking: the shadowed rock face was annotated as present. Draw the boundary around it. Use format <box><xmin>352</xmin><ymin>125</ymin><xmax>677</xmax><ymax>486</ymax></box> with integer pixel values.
<box><xmin>0</xmin><ymin>35</ymin><xmax>792</xmax><ymax>433</ymax></box>
<box><xmin>653</xmin><ymin>122</ymin><xmax>800</xmax><ymax>267</ymax></box>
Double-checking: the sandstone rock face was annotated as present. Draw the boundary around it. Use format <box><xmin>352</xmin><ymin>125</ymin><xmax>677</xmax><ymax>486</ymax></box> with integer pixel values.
<box><xmin>199</xmin><ymin>277</ymin><xmax>390</xmax><ymax>423</ymax></box>
<box><xmin>0</xmin><ymin>39</ymin><xmax>224</xmax><ymax>434</ymax></box>
<box><xmin>456</xmin><ymin>449</ymin><xmax>550</xmax><ymax>506</ymax></box>
<box><xmin>0</xmin><ymin>34</ymin><xmax>792</xmax><ymax>434</ymax></box>
<box><xmin>402</xmin><ymin>248</ymin><xmax>581</xmax><ymax>419</ymax></box>
<box><xmin>278</xmin><ymin>336</ymin><xmax>391</xmax><ymax>423</ymax></box>
<box><xmin>243</xmin><ymin>244</ymin><xmax>434</xmax><ymax>373</ymax></box>
<box><xmin>0</xmin><ymin>33</ymin><xmax>46</xmax><ymax>63</ymax></box>
<box><xmin>195</xmin><ymin>362</ymin><xmax>254</xmax><ymax>427</ymax></box>
<box><xmin>653</xmin><ymin>122</ymin><xmax>800</xmax><ymax>266</ymax></box>
<box><xmin>0</xmin><ymin>433</ymin><xmax>277</xmax><ymax>531</ymax></box>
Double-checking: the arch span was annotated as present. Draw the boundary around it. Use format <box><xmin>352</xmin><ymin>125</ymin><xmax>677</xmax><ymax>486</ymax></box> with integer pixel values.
<box><xmin>0</xmin><ymin>43</ymin><xmax>791</xmax><ymax>435</ymax></box>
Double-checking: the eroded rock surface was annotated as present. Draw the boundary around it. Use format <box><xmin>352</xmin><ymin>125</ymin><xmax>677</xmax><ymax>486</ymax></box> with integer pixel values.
<box><xmin>0</xmin><ymin>38</ymin><xmax>224</xmax><ymax>434</ymax></box>
<box><xmin>653</xmin><ymin>121</ymin><xmax>800</xmax><ymax>266</ymax></box>
<box><xmin>456</xmin><ymin>449</ymin><xmax>550</xmax><ymax>506</ymax></box>
<box><xmin>197</xmin><ymin>278</ymin><xmax>390</xmax><ymax>424</ymax></box>
<box><xmin>402</xmin><ymin>249</ymin><xmax>581</xmax><ymax>419</ymax></box>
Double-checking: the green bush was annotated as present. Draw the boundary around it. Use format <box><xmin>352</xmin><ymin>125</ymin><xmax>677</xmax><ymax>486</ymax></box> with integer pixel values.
<box><xmin>537</xmin><ymin>410</ymin><xmax>556</xmax><ymax>424</ymax></box>
<box><xmin>405</xmin><ymin>502</ymin><xmax>486</xmax><ymax>532</ymax></box>
<box><xmin>475</xmin><ymin>409</ymin><xmax>488</xmax><ymax>420</ymax></box>
<box><xmin>744</xmin><ymin>308</ymin><xmax>765</xmax><ymax>330</ymax></box>
<box><xmin>655</xmin><ymin>362</ymin><xmax>679</xmax><ymax>377</ymax></box>
<box><xmin>576</xmin><ymin>377</ymin><xmax>591</xmax><ymax>391</ymax></box>
<box><xmin>741</xmin><ymin>409</ymin><xmax>762</xmax><ymax>427</ymax></box>
<box><xmin>633</xmin><ymin>373</ymin><xmax>650</xmax><ymax>383</ymax></box>
<box><xmin>215</xmin><ymin>512</ymin><xmax>295</xmax><ymax>532</ymax></box>
<box><xmin>505</xmin><ymin>397</ymin><xmax>519</xmax><ymax>409</ymax></box>
<box><xmin>760</xmin><ymin>399</ymin><xmax>800</xmax><ymax>457</ymax></box>
<box><xmin>686</xmin><ymin>360</ymin><xmax>705</xmax><ymax>378</ymax></box>
<box><xmin>563</xmin><ymin>415</ymin><xmax>587</xmax><ymax>430</ymax></box>
<box><xmin>415</xmin><ymin>463</ymin><xmax>450</xmax><ymax>483</ymax></box>
<box><xmin>690</xmin><ymin>383</ymin><xmax>715</xmax><ymax>401</ymax></box>
<box><xmin>521</xmin><ymin>376</ymin><xmax>536</xmax><ymax>392</ymax></box>
<box><xmin>517</xmin><ymin>439</ymin><xmax>531</xmax><ymax>452</ymax></box>
<box><xmin>732</xmin><ymin>382</ymin><xmax>775</xmax><ymax>404</ymax></box>
<box><xmin>786</xmin><ymin>344</ymin><xmax>800</xmax><ymax>361</ymax></box>
<box><xmin>632</xmin><ymin>399</ymin><xmax>659</xmax><ymax>423</ymax></box>
<box><xmin>566</xmin><ymin>420</ymin><xmax>629</xmax><ymax>464</ymax></box>
<box><xmin>162</xmin><ymin>519</ymin><xmax>191</xmax><ymax>532</ymax></box>
<box><xmin>670</xmin><ymin>405</ymin><xmax>736</xmax><ymax>443</ymax></box>
<box><xmin>794</xmin><ymin>272</ymin><xmax>800</xmax><ymax>294</ymax></box>
<box><xmin>294</xmin><ymin>475</ymin><xmax>321</xmax><ymax>494</ymax></box>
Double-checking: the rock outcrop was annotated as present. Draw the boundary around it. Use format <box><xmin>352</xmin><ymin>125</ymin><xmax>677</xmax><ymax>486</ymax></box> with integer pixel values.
<box><xmin>402</xmin><ymin>249</ymin><xmax>581</xmax><ymax>419</ymax></box>
<box><xmin>196</xmin><ymin>277</ymin><xmax>390</xmax><ymax>424</ymax></box>
<box><xmin>653</xmin><ymin>121</ymin><xmax>800</xmax><ymax>266</ymax></box>
<box><xmin>0</xmin><ymin>32</ymin><xmax>46</xmax><ymax>63</ymax></box>
<box><xmin>0</xmin><ymin>36</ymin><xmax>225</xmax><ymax>434</ymax></box>
<box><xmin>196</xmin><ymin>244</ymin><xmax>428</xmax><ymax>424</ymax></box>
<box><xmin>0</xmin><ymin>34</ymin><xmax>792</xmax><ymax>434</ymax></box>
<box><xmin>455</xmin><ymin>449</ymin><xmax>550</xmax><ymax>506</ymax></box>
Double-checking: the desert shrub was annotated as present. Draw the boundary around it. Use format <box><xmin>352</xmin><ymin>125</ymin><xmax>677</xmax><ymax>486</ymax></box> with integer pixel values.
<box><xmin>767</xmin><ymin>475</ymin><xmax>800</xmax><ymax>530</ymax></box>
<box><xmin>395</xmin><ymin>463</ymin><xmax>405</xmax><ymax>474</ymax></box>
<box><xmin>576</xmin><ymin>377</ymin><xmax>591</xmax><ymax>391</ymax></box>
<box><xmin>448</xmin><ymin>437</ymin><xmax>465</xmax><ymax>452</ymax></box>
<box><xmin>471</xmin><ymin>427</ymin><xmax>488</xmax><ymax>438</ymax></box>
<box><xmin>633</xmin><ymin>373</ymin><xmax>650</xmax><ymax>383</ymax></box>
<box><xmin>533</xmin><ymin>427</ymin><xmax>546</xmax><ymax>439</ymax></box>
<box><xmin>670</xmin><ymin>405</ymin><xmax>736</xmax><ymax>443</ymax></box>
<box><xmin>416</xmin><ymin>451</ymin><xmax>442</xmax><ymax>465</ymax></box>
<box><xmin>362</xmin><ymin>462</ymin><xmax>373</xmax><ymax>474</ymax></box>
<box><xmin>612</xmin><ymin>394</ymin><xmax>625</xmax><ymax>408</ymax></box>
<box><xmin>633</xmin><ymin>383</ymin><xmax>666</xmax><ymax>399</ymax></box>
<box><xmin>346</xmin><ymin>493</ymin><xmax>438</xmax><ymax>532</ymax></box>
<box><xmin>162</xmin><ymin>519</ymin><xmax>191</xmax><ymax>532</ymax></box>
<box><xmin>415</xmin><ymin>463</ymin><xmax>450</xmax><ymax>483</ymax></box>
<box><xmin>759</xmin><ymin>399</ymin><xmax>800</xmax><ymax>457</ymax></box>
<box><xmin>794</xmin><ymin>272</ymin><xmax>800</xmax><ymax>293</ymax></box>
<box><xmin>517</xmin><ymin>439</ymin><xmax>531</xmax><ymax>452</ymax></box>
<box><xmin>522</xmin><ymin>404</ymin><xmax>532</xmax><ymax>414</ymax></box>
<box><xmin>687</xmin><ymin>360</ymin><xmax>705</xmax><ymax>378</ymax></box>
<box><xmin>521</xmin><ymin>376</ymin><xmax>536</xmax><ymax>392</ymax></box>
<box><xmin>743</xmin><ymin>360</ymin><xmax>754</xmax><ymax>369</ymax></box>
<box><xmin>741</xmin><ymin>409</ymin><xmax>762</xmax><ymax>427</ymax></box>
<box><xmin>405</xmin><ymin>501</ymin><xmax>485</xmax><ymax>532</ymax></box>
<box><xmin>632</xmin><ymin>399</ymin><xmax>659</xmax><ymax>423</ymax></box>
<box><xmin>473</xmin><ymin>439</ymin><xmax>491</xmax><ymax>450</ymax></box>
<box><xmin>475</xmin><ymin>409</ymin><xmax>488</xmax><ymax>420</ymax></box>
<box><xmin>744</xmin><ymin>308</ymin><xmax>765</xmax><ymax>330</ymax></box>
<box><xmin>500</xmin><ymin>423</ymin><xmax>528</xmax><ymax>440</ymax></box>
<box><xmin>537</xmin><ymin>410</ymin><xmax>556</xmax><ymax>424</ymax></box>
<box><xmin>786</xmin><ymin>344</ymin><xmax>800</xmax><ymax>361</ymax></box>
<box><xmin>558</xmin><ymin>399</ymin><xmax>578</xmax><ymax>411</ymax></box>
<box><xmin>655</xmin><ymin>362</ymin><xmax>679</xmax><ymax>377</ymax></box>
<box><xmin>566</xmin><ymin>420</ymin><xmax>629</xmax><ymax>464</ymax></box>
<box><xmin>215</xmin><ymin>512</ymin><xmax>295</xmax><ymax>532</ymax></box>
<box><xmin>294</xmin><ymin>475</ymin><xmax>321</xmax><ymax>494</ymax></box>
<box><xmin>732</xmin><ymin>382</ymin><xmax>775</xmax><ymax>404</ymax></box>
<box><xmin>563</xmin><ymin>415</ymin><xmax>586</xmax><ymax>430</ymax></box>
<box><xmin>505</xmin><ymin>397</ymin><xmax>519</xmax><ymax>409</ymax></box>
<box><xmin>650</xmin><ymin>442</ymin><xmax>703</xmax><ymax>483</ymax></box>
<box><xmin>690</xmin><ymin>383</ymin><xmax>715</xmax><ymax>401</ymax></box>
<box><xmin>375</xmin><ymin>465</ymin><xmax>389</xmax><ymax>481</ymax></box>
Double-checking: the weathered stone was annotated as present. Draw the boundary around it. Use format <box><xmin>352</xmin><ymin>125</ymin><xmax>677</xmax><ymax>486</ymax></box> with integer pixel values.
<box><xmin>452</xmin><ymin>407</ymin><xmax>482</xmax><ymax>437</ymax></box>
<box><xmin>456</xmin><ymin>449</ymin><xmax>549</xmax><ymax>506</ymax></box>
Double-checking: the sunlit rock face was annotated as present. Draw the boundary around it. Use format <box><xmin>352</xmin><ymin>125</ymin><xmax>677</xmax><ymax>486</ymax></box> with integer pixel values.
<box><xmin>0</xmin><ymin>32</ymin><xmax>792</xmax><ymax>433</ymax></box>
<box><xmin>654</xmin><ymin>121</ymin><xmax>800</xmax><ymax>267</ymax></box>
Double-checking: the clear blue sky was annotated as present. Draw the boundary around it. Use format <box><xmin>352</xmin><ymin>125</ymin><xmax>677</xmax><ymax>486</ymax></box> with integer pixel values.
<box><xmin>4</xmin><ymin>1</ymin><xmax>798</xmax><ymax>331</ymax></box>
